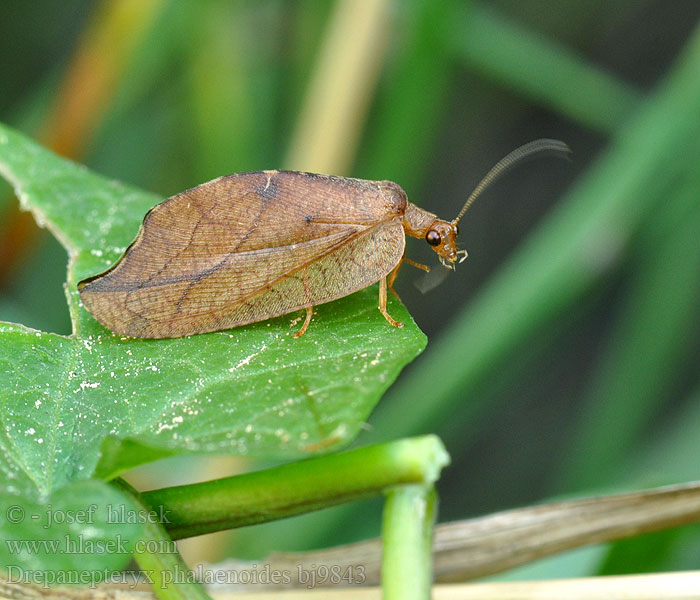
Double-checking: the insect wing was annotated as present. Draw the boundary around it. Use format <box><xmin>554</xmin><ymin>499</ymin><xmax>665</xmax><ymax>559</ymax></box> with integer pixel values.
<box><xmin>79</xmin><ymin>171</ymin><xmax>405</xmax><ymax>337</ymax></box>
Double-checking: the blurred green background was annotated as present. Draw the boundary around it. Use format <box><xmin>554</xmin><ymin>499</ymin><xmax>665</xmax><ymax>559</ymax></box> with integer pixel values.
<box><xmin>1</xmin><ymin>0</ymin><xmax>700</xmax><ymax>579</ymax></box>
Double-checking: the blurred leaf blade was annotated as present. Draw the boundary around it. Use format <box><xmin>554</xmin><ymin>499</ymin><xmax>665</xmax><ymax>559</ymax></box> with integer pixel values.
<box><xmin>452</xmin><ymin>4</ymin><xmax>642</xmax><ymax>133</ymax></box>
<box><xmin>357</xmin><ymin>0</ymin><xmax>457</xmax><ymax>190</ymax></box>
<box><xmin>41</xmin><ymin>0</ymin><xmax>166</xmax><ymax>158</ymax></box>
<box><xmin>186</xmin><ymin>3</ymin><xmax>278</xmax><ymax>180</ymax></box>
<box><xmin>628</xmin><ymin>385</ymin><xmax>700</xmax><ymax>486</ymax></box>
<box><xmin>284</xmin><ymin>0</ymin><xmax>393</xmax><ymax>174</ymax></box>
<box><xmin>561</xmin><ymin>177</ymin><xmax>700</xmax><ymax>491</ymax></box>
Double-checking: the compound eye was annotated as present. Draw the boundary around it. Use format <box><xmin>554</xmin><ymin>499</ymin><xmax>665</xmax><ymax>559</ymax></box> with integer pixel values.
<box><xmin>426</xmin><ymin>229</ymin><xmax>441</xmax><ymax>246</ymax></box>
<box><xmin>454</xmin><ymin>223</ymin><xmax>459</xmax><ymax>236</ymax></box>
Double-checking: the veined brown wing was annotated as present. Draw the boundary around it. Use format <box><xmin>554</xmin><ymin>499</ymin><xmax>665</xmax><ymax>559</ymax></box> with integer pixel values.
<box><xmin>79</xmin><ymin>171</ymin><xmax>407</xmax><ymax>338</ymax></box>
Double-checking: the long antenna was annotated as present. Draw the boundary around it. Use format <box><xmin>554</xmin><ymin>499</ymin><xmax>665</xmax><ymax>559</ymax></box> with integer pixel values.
<box><xmin>453</xmin><ymin>139</ymin><xmax>571</xmax><ymax>224</ymax></box>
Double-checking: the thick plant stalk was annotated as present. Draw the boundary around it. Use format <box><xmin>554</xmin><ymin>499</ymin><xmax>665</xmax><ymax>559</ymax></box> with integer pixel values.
<box><xmin>141</xmin><ymin>436</ymin><xmax>449</xmax><ymax>540</ymax></box>
<box><xmin>382</xmin><ymin>485</ymin><xmax>437</xmax><ymax>600</ymax></box>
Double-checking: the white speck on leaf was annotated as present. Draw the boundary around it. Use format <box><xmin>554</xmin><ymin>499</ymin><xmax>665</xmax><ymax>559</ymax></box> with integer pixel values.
<box><xmin>229</xmin><ymin>345</ymin><xmax>266</xmax><ymax>372</ymax></box>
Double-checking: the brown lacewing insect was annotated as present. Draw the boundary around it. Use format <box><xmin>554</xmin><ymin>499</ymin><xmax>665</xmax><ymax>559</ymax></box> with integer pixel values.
<box><xmin>78</xmin><ymin>139</ymin><xmax>570</xmax><ymax>339</ymax></box>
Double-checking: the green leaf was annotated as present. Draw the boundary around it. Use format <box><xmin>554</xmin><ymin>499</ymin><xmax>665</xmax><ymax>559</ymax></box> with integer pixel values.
<box><xmin>0</xmin><ymin>123</ymin><xmax>426</xmax><ymax>569</ymax></box>
<box><xmin>0</xmin><ymin>480</ymin><xmax>143</xmax><ymax>578</ymax></box>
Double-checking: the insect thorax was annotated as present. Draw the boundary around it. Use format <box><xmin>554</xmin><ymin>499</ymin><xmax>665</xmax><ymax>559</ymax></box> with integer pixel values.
<box><xmin>403</xmin><ymin>202</ymin><xmax>439</xmax><ymax>238</ymax></box>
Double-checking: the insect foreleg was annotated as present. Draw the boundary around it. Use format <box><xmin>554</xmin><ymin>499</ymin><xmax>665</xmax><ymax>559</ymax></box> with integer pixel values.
<box><xmin>404</xmin><ymin>257</ymin><xmax>430</xmax><ymax>273</ymax></box>
<box><xmin>388</xmin><ymin>256</ymin><xmax>430</xmax><ymax>301</ymax></box>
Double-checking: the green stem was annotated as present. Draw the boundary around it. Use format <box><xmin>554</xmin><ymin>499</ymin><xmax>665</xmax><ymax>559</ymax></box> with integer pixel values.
<box><xmin>142</xmin><ymin>435</ymin><xmax>449</xmax><ymax>540</ymax></box>
<box><xmin>114</xmin><ymin>479</ymin><xmax>213</xmax><ymax>600</ymax></box>
<box><xmin>382</xmin><ymin>485</ymin><xmax>437</xmax><ymax>600</ymax></box>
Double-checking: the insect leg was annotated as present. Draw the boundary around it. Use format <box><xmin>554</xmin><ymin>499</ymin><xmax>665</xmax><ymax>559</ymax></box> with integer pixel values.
<box><xmin>404</xmin><ymin>257</ymin><xmax>430</xmax><ymax>272</ymax></box>
<box><xmin>379</xmin><ymin>277</ymin><xmax>404</xmax><ymax>329</ymax></box>
<box><xmin>293</xmin><ymin>269</ymin><xmax>314</xmax><ymax>338</ymax></box>
<box><xmin>294</xmin><ymin>306</ymin><xmax>314</xmax><ymax>338</ymax></box>
<box><xmin>387</xmin><ymin>259</ymin><xmax>403</xmax><ymax>301</ymax></box>
<box><xmin>389</xmin><ymin>256</ymin><xmax>430</xmax><ymax>300</ymax></box>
